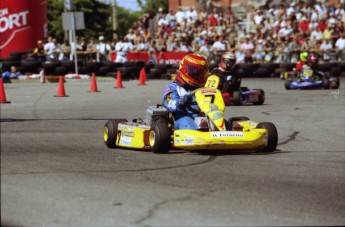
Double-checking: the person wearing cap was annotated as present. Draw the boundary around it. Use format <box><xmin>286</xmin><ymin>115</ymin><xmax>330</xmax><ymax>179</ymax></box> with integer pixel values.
<box><xmin>97</xmin><ymin>36</ymin><xmax>111</xmax><ymax>62</ymax></box>
<box><xmin>32</xmin><ymin>40</ymin><xmax>46</xmax><ymax>62</ymax></box>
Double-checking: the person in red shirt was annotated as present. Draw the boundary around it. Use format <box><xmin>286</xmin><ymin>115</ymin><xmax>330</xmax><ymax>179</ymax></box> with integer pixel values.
<box><xmin>318</xmin><ymin>18</ymin><xmax>328</xmax><ymax>32</ymax></box>
<box><xmin>299</xmin><ymin>16</ymin><xmax>310</xmax><ymax>34</ymax></box>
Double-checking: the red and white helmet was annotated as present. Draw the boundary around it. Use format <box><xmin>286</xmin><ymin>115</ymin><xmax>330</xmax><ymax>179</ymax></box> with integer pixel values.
<box><xmin>176</xmin><ymin>53</ymin><xmax>209</xmax><ymax>88</ymax></box>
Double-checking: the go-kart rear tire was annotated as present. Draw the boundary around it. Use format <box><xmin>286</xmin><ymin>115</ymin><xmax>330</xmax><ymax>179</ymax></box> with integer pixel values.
<box><xmin>256</xmin><ymin>122</ymin><xmax>278</xmax><ymax>153</ymax></box>
<box><xmin>331</xmin><ymin>77</ymin><xmax>340</xmax><ymax>89</ymax></box>
<box><xmin>284</xmin><ymin>80</ymin><xmax>291</xmax><ymax>90</ymax></box>
<box><xmin>323</xmin><ymin>78</ymin><xmax>330</xmax><ymax>89</ymax></box>
<box><xmin>104</xmin><ymin>119</ymin><xmax>128</xmax><ymax>148</ymax></box>
<box><xmin>233</xmin><ymin>91</ymin><xmax>242</xmax><ymax>106</ymax></box>
<box><xmin>150</xmin><ymin>121</ymin><xmax>171</xmax><ymax>154</ymax></box>
<box><xmin>253</xmin><ymin>89</ymin><xmax>265</xmax><ymax>105</ymax></box>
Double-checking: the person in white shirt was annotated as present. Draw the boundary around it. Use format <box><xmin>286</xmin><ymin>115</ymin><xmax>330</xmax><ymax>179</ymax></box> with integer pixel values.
<box><xmin>96</xmin><ymin>36</ymin><xmax>111</xmax><ymax>62</ymax></box>
<box><xmin>240</xmin><ymin>36</ymin><xmax>254</xmax><ymax>63</ymax></box>
<box><xmin>175</xmin><ymin>7</ymin><xmax>185</xmax><ymax>24</ymax></box>
<box><xmin>44</xmin><ymin>36</ymin><xmax>56</xmax><ymax>62</ymax></box>
<box><xmin>319</xmin><ymin>38</ymin><xmax>333</xmax><ymax>62</ymax></box>
<box><xmin>114</xmin><ymin>37</ymin><xmax>133</xmax><ymax>63</ymax></box>
<box><xmin>211</xmin><ymin>35</ymin><xmax>226</xmax><ymax>52</ymax></box>
<box><xmin>310</xmin><ymin>27</ymin><xmax>324</xmax><ymax>42</ymax></box>
<box><xmin>254</xmin><ymin>10</ymin><xmax>264</xmax><ymax>26</ymax></box>
<box><xmin>335</xmin><ymin>33</ymin><xmax>345</xmax><ymax>61</ymax></box>
<box><xmin>185</xmin><ymin>7</ymin><xmax>197</xmax><ymax>22</ymax></box>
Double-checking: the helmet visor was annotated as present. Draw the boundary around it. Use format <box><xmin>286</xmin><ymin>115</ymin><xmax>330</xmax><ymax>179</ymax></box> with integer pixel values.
<box><xmin>186</xmin><ymin>64</ymin><xmax>208</xmax><ymax>81</ymax></box>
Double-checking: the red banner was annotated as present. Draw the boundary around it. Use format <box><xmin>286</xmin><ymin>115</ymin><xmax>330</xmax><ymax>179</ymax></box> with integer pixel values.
<box><xmin>110</xmin><ymin>51</ymin><xmax>189</xmax><ymax>65</ymax></box>
<box><xmin>0</xmin><ymin>0</ymin><xmax>47</xmax><ymax>58</ymax></box>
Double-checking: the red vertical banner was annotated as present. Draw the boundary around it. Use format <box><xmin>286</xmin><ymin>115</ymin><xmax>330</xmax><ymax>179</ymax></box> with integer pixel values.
<box><xmin>0</xmin><ymin>0</ymin><xmax>47</xmax><ymax>58</ymax></box>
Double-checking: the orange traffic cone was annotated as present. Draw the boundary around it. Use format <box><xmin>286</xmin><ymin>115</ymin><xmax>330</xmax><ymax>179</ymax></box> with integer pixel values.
<box><xmin>0</xmin><ymin>78</ymin><xmax>11</xmax><ymax>103</ymax></box>
<box><xmin>114</xmin><ymin>70</ymin><xmax>124</xmax><ymax>88</ymax></box>
<box><xmin>54</xmin><ymin>76</ymin><xmax>68</xmax><ymax>97</ymax></box>
<box><xmin>138</xmin><ymin>68</ymin><xmax>146</xmax><ymax>85</ymax></box>
<box><xmin>40</xmin><ymin>69</ymin><xmax>46</xmax><ymax>84</ymax></box>
<box><xmin>142</xmin><ymin>67</ymin><xmax>147</xmax><ymax>81</ymax></box>
<box><xmin>88</xmin><ymin>73</ymin><xmax>99</xmax><ymax>92</ymax></box>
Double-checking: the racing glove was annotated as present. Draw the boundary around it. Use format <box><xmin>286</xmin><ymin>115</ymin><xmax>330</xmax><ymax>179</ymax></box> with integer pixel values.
<box><xmin>178</xmin><ymin>93</ymin><xmax>192</xmax><ymax>107</ymax></box>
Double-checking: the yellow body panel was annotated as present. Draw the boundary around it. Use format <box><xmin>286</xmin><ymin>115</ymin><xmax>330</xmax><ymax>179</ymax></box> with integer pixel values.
<box><xmin>116</xmin><ymin>123</ymin><xmax>151</xmax><ymax>149</ymax></box>
<box><xmin>173</xmin><ymin>128</ymin><xmax>267</xmax><ymax>150</ymax></box>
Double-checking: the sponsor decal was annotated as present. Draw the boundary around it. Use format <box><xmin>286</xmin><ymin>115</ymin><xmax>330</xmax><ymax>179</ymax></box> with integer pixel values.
<box><xmin>211</xmin><ymin>132</ymin><xmax>244</xmax><ymax>138</ymax></box>
<box><xmin>120</xmin><ymin>137</ymin><xmax>132</xmax><ymax>145</ymax></box>
<box><xmin>201</xmin><ymin>89</ymin><xmax>217</xmax><ymax>94</ymax></box>
<box><xmin>174</xmin><ymin>138</ymin><xmax>181</xmax><ymax>143</ymax></box>
<box><xmin>138</xmin><ymin>125</ymin><xmax>150</xmax><ymax>129</ymax></box>
<box><xmin>122</xmin><ymin>132</ymin><xmax>135</xmax><ymax>137</ymax></box>
<box><xmin>1</xmin><ymin>0</ymin><xmax>48</xmax><ymax>58</ymax></box>
<box><xmin>118</xmin><ymin>124</ymin><xmax>127</xmax><ymax>130</ymax></box>
<box><xmin>184</xmin><ymin>138</ymin><xmax>194</xmax><ymax>144</ymax></box>
<box><xmin>212</xmin><ymin>112</ymin><xmax>223</xmax><ymax>121</ymax></box>
<box><xmin>218</xmin><ymin>120</ymin><xmax>224</xmax><ymax>128</ymax></box>
<box><xmin>209</xmin><ymin>104</ymin><xmax>218</xmax><ymax>111</ymax></box>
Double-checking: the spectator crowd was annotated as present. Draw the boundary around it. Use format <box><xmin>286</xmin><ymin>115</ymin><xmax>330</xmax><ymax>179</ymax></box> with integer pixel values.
<box><xmin>31</xmin><ymin>0</ymin><xmax>345</xmax><ymax>65</ymax></box>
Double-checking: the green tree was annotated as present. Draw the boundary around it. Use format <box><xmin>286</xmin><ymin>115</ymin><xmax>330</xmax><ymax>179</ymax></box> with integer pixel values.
<box><xmin>136</xmin><ymin>0</ymin><xmax>168</xmax><ymax>13</ymax></box>
<box><xmin>47</xmin><ymin>0</ymin><xmax>144</xmax><ymax>42</ymax></box>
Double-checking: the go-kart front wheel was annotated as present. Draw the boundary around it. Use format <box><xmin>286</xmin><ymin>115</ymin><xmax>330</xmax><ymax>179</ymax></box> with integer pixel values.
<box><xmin>149</xmin><ymin>121</ymin><xmax>171</xmax><ymax>154</ymax></box>
<box><xmin>331</xmin><ymin>77</ymin><xmax>340</xmax><ymax>89</ymax></box>
<box><xmin>256</xmin><ymin>122</ymin><xmax>278</xmax><ymax>153</ymax></box>
<box><xmin>284</xmin><ymin>80</ymin><xmax>291</xmax><ymax>90</ymax></box>
<box><xmin>233</xmin><ymin>91</ymin><xmax>242</xmax><ymax>106</ymax></box>
<box><xmin>104</xmin><ymin>119</ymin><xmax>127</xmax><ymax>148</ymax></box>
<box><xmin>253</xmin><ymin>89</ymin><xmax>265</xmax><ymax>105</ymax></box>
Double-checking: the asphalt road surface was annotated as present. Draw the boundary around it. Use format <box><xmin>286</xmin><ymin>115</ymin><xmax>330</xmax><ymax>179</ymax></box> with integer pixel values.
<box><xmin>1</xmin><ymin>77</ymin><xmax>345</xmax><ymax>226</ymax></box>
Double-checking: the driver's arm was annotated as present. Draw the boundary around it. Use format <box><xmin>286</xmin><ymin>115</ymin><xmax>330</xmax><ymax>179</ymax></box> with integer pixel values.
<box><xmin>162</xmin><ymin>84</ymin><xmax>191</xmax><ymax>114</ymax></box>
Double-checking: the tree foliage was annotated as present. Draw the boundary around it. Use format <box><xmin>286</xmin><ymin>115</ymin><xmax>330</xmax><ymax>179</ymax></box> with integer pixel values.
<box><xmin>47</xmin><ymin>0</ymin><xmax>168</xmax><ymax>42</ymax></box>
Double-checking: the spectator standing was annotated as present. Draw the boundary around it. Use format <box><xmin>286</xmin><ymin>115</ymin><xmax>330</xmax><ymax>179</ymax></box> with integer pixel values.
<box><xmin>310</xmin><ymin>26</ymin><xmax>324</xmax><ymax>42</ymax></box>
<box><xmin>264</xmin><ymin>37</ymin><xmax>275</xmax><ymax>62</ymax></box>
<box><xmin>97</xmin><ymin>36</ymin><xmax>111</xmax><ymax>62</ymax></box>
<box><xmin>60</xmin><ymin>40</ymin><xmax>71</xmax><ymax>61</ymax></box>
<box><xmin>319</xmin><ymin>38</ymin><xmax>333</xmax><ymax>62</ymax></box>
<box><xmin>32</xmin><ymin>40</ymin><xmax>46</xmax><ymax>62</ymax></box>
<box><xmin>335</xmin><ymin>33</ymin><xmax>345</xmax><ymax>60</ymax></box>
<box><xmin>86</xmin><ymin>38</ymin><xmax>97</xmax><ymax>62</ymax></box>
<box><xmin>185</xmin><ymin>7</ymin><xmax>197</xmax><ymax>22</ymax></box>
<box><xmin>240</xmin><ymin>35</ymin><xmax>255</xmax><ymax>63</ymax></box>
<box><xmin>255</xmin><ymin>39</ymin><xmax>265</xmax><ymax>63</ymax></box>
<box><xmin>288</xmin><ymin>35</ymin><xmax>301</xmax><ymax>63</ymax></box>
<box><xmin>44</xmin><ymin>36</ymin><xmax>56</xmax><ymax>62</ymax></box>
<box><xmin>175</xmin><ymin>7</ymin><xmax>185</xmax><ymax>24</ymax></box>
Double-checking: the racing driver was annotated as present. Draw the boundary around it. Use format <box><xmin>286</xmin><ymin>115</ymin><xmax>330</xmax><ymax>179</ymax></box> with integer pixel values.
<box><xmin>162</xmin><ymin>53</ymin><xmax>209</xmax><ymax>130</ymax></box>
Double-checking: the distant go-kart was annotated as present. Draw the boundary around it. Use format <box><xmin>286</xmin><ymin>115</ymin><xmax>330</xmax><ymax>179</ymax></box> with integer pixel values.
<box><xmin>220</xmin><ymin>75</ymin><xmax>265</xmax><ymax>106</ymax></box>
<box><xmin>282</xmin><ymin>66</ymin><xmax>340</xmax><ymax>90</ymax></box>
<box><xmin>103</xmin><ymin>75</ymin><xmax>278</xmax><ymax>154</ymax></box>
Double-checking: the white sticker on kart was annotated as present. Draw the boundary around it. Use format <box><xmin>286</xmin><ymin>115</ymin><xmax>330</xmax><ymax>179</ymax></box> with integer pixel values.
<box><xmin>184</xmin><ymin>138</ymin><xmax>194</xmax><ymax>144</ymax></box>
<box><xmin>120</xmin><ymin>137</ymin><xmax>132</xmax><ymax>145</ymax></box>
<box><xmin>211</xmin><ymin>132</ymin><xmax>244</xmax><ymax>138</ymax></box>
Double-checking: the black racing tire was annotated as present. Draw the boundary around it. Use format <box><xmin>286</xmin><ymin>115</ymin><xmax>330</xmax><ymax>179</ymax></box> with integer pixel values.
<box><xmin>256</xmin><ymin>122</ymin><xmax>278</xmax><ymax>153</ymax></box>
<box><xmin>323</xmin><ymin>78</ymin><xmax>330</xmax><ymax>89</ymax></box>
<box><xmin>103</xmin><ymin>119</ymin><xmax>128</xmax><ymax>148</ymax></box>
<box><xmin>331</xmin><ymin>77</ymin><xmax>340</xmax><ymax>89</ymax></box>
<box><xmin>233</xmin><ymin>91</ymin><xmax>242</xmax><ymax>106</ymax></box>
<box><xmin>284</xmin><ymin>80</ymin><xmax>291</xmax><ymax>90</ymax></box>
<box><xmin>149</xmin><ymin>119</ymin><xmax>171</xmax><ymax>154</ymax></box>
<box><xmin>253</xmin><ymin>89</ymin><xmax>265</xmax><ymax>105</ymax></box>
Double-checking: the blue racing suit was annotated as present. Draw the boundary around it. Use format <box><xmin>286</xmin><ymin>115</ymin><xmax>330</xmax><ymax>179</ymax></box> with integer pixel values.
<box><xmin>162</xmin><ymin>82</ymin><xmax>200</xmax><ymax>130</ymax></box>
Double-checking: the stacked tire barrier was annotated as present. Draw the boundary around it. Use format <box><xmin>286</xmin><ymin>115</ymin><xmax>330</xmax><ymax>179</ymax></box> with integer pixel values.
<box><xmin>1</xmin><ymin>51</ymin><xmax>345</xmax><ymax>79</ymax></box>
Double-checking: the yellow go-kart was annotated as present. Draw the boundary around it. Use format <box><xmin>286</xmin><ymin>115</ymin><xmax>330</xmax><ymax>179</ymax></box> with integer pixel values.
<box><xmin>103</xmin><ymin>75</ymin><xmax>278</xmax><ymax>153</ymax></box>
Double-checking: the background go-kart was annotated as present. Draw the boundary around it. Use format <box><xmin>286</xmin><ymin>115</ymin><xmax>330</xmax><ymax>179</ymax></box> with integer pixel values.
<box><xmin>1</xmin><ymin>78</ymin><xmax>344</xmax><ymax>226</ymax></box>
